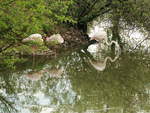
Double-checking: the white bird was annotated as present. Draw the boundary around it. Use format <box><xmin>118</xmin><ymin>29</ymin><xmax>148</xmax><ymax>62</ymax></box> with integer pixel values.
<box><xmin>90</xmin><ymin>30</ymin><xmax>120</xmax><ymax>49</ymax></box>
<box><xmin>90</xmin><ymin>30</ymin><xmax>107</xmax><ymax>42</ymax></box>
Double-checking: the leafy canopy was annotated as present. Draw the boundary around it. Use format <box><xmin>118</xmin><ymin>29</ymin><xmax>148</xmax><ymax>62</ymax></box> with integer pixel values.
<box><xmin>0</xmin><ymin>0</ymin><xmax>75</xmax><ymax>50</ymax></box>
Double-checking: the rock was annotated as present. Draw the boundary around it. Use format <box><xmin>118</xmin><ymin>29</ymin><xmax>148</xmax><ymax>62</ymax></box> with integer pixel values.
<box><xmin>22</xmin><ymin>33</ymin><xmax>43</xmax><ymax>44</ymax></box>
<box><xmin>28</xmin><ymin>33</ymin><xmax>42</xmax><ymax>39</ymax></box>
<box><xmin>46</xmin><ymin>34</ymin><xmax>64</xmax><ymax>45</ymax></box>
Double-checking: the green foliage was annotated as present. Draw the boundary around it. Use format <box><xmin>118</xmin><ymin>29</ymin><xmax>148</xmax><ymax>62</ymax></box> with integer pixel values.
<box><xmin>116</xmin><ymin>0</ymin><xmax>150</xmax><ymax>31</ymax></box>
<box><xmin>23</xmin><ymin>38</ymin><xmax>44</xmax><ymax>46</ymax></box>
<box><xmin>0</xmin><ymin>0</ymin><xmax>75</xmax><ymax>53</ymax></box>
<box><xmin>68</xmin><ymin>0</ymin><xmax>150</xmax><ymax>31</ymax></box>
<box><xmin>46</xmin><ymin>0</ymin><xmax>76</xmax><ymax>23</ymax></box>
<box><xmin>0</xmin><ymin>0</ymin><xmax>150</xmax><ymax>54</ymax></box>
<box><xmin>46</xmin><ymin>40</ymin><xmax>60</xmax><ymax>46</ymax></box>
<box><xmin>15</xmin><ymin>45</ymin><xmax>34</xmax><ymax>55</ymax></box>
<box><xmin>7</xmin><ymin>44</ymin><xmax>49</xmax><ymax>55</ymax></box>
<box><xmin>0</xmin><ymin>55</ymin><xmax>25</xmax><ymax>70</ymax></box>
<box><xmin>68</xmin><ymin>0</ymin><xmax>110</xmax><ymax>23</ymax></box>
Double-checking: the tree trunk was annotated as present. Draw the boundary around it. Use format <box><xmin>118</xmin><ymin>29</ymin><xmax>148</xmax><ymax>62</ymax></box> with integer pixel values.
<box><xmin>77</xmin><ymin>22</ymin><xmax>88</xmax><ymax>33</ymax></box>
<box><xmin>76</xmin><ymin>22</ymin><xmax>91</xmax><ymax>41</ymax></box>
<box><xmin>111</xmin><ymin>10</ymin><xmax>123</xmax><ymax>52</ymax></box>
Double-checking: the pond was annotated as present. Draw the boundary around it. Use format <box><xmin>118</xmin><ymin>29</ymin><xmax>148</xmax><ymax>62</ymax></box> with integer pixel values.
<box><xmin>0</xmin><ymin>46</ymin><xmax>150</xmax><ymax>113</ymax></box>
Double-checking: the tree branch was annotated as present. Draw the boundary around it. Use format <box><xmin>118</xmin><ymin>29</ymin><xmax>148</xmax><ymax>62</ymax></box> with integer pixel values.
<box><xmin>133</xmin><ymin>34</ymin><xmax>150</xmax><ymax>51</ymax></box>
<box><xmin>0</xmin><ymin>95</ymin><xmax>16</xmax><ymax>112</ymax></box>
<box><xmin>79</xmin><ymin>1</ymin><xmax>112</xmax><ymax>23</ymax></box>
<box><xmin>80</xmin><ymin>0</ymin><xmax>100</xmax><ymax>17</ymax></box>
<box><xmin>0</xmin><ymin>43</ymin><xmax>15</xmax><ymax>53</ymax></box>
<box><xmin>80</xmin><ymin>8</ymin><xmax>112</xmax><ymax>23</ymax></box>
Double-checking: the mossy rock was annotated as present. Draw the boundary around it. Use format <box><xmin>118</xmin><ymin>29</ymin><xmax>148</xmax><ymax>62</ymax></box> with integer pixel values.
<box><xmin>23</xmin><ymin>38</ymin><xmax>44</xmax><ymax>46</ymax></box>
<box><xmin>46</xmin><ymin>40</ymin><xmax>60</xmax><ymax>46</ymax></box>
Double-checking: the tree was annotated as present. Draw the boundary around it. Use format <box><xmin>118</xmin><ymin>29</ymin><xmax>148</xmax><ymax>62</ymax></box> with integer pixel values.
<box><xmin>67</xmin><ymin>0</ymin><xmax>150</xmax><ymax>48</ymax></box>
<box><xmin>0</xmin><ymin>0</ymin><xmax>150</xmax><ymax>53</ymax></box>
<box><xmin>0</xmin><ymin>0</ymin><xmax>75</xmax><ymax>53</ymax></box>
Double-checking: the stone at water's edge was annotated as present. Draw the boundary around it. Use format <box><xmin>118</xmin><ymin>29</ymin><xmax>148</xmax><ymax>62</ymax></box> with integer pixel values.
<box><xmin>22</xmin><ymin>34</ymin><xmax>43</xmax><ymax>41</ymax></box>
<box><xmin>46</xmin><ymin>34</ymin><xmax>64</xmax><ymax>46</ymax></box>
<box><xmin>28</xmin><ymin>34</ymin><xmax>43</xmax><ymax>39</ymax></box>
<box><xmin>19</xmin><ymin>28</ymin><xmax>89</xmax><ymax>56</ymax></box>
<box><xmin>20</xmin><ymin>33</ymin><xmax>49</xmax><ymax>55</ymax></box>
<box><xmin>22</xmin><ymin>33</ymin><xmax>44</xmax><ymax>45</ymax></box>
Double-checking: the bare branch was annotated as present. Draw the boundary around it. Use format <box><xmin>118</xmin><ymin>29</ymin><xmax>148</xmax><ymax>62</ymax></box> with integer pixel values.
<box><xmin>80</xmin><ymin>0</ymin><xmax>100</xmax><ymax>17</ymax></box>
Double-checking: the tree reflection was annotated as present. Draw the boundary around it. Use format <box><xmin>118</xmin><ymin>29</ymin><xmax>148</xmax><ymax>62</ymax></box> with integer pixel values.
<box><xmin>0</xmin><ymin>94</ymin><xmax>17</xmax><ymax>113</ymax></box>
<box><xmin>69</xmin><ymin>53</ymin><xmax>150</xmax><ymax>113</ymax></box>
<box><xmin>0</xmin><ymin>51</ymin><xmax>150</xmax><ymax>113</ymax></box>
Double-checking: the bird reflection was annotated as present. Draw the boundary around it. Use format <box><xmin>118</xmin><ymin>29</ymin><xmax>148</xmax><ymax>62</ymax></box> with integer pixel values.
<box><xmin>89</xmin><ymin>55</ymin><xmax>119</xmax><ymax>71</ymax></box>
<box><xmin>46</xmin><ymin>67</ymin><xmax>64</xmax><ymax>78</ymax></box>
<box><xmin>25</xmin><ymin>66</ymin><xmax>64</xmax><ymax>81</ymax></box>
<box><xmin>89</xmin><ymin>44</ymin><xmax>120</xmax><ymax>72</ymax></box>
<box><xmin>88</xmin><ymin>30</ymin><xmax>121</xmax><ymax>71</ymax></box>
<box><xmin>25</xmin><ymin>70</ymin><xmax>45</xmax><ymax>81</ymax></box>
<box><xmin>90</xmin><ymin>30</ymin><xmax>120</xmax><ymax>51</ymax></box>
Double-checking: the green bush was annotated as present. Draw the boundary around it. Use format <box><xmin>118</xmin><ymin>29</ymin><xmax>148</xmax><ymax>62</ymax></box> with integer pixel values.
<box><xmin>0</xmin><ymin>0</ymin><xmax>75</xmax><ymax>53</ymax></box>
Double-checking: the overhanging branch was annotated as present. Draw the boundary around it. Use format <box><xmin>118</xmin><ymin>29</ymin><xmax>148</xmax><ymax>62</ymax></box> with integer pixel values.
<box><xmin>80</xmin><ymin>0</ymin><xmax>100</xmax><ymax>17</ymax></box>
<box><xmin>79</xmin><ymin>8</ymin><xmax>112</xmax><ymax>23</ymax></box>
<box><xmin>79</xmin><ymin>0</ymin><xmax>112</xmax><ymax>23</ymax></box>
<box><xmin>0</xmin><ymin>43</ymin><xmax>15</xmax><ymax>53</ymax></box>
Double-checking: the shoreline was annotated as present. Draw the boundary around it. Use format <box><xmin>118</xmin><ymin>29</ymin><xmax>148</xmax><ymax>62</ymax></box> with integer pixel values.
<box><xmin>1</xmin><ymin>27</ymin><xmax>89</xmax><ymax>56</ymax></box>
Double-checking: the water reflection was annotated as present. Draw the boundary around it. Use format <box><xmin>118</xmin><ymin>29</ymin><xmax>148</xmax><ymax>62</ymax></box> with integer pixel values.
<box><xmin>24</xmin><ymin>66</ymin><xmax>64</xmax><ymax>81</ymax></box>
<box><xmin>88</xmin><ymin>20</ymin><xmax>150</xmax><ymax>52</ymax></box>
<box><xmin>0</xmin><ymin>50</ymin><xmax>150</xmax><ymax>113</ymax></box>
<box><xmin>47</xmin><ymin>67</ymin><xmax>64</xmax><ymax>78</ymax></box>
<box><xmin>70</xmin><ymin>53</ymin><xmax>150</xmax><ymax>113</ymax></box>
<box><xmin>24</xmin><ymin>70</ymin><xmax>45</xmax><ymax>81</ymax></box>
<box><xmin>89</xmin><ymin>55</ymin><xmax>119</xmax><ymax>71</ymax></box>
<box><xmin>87</xmin><ymin>30</ymin><xmax>120</xmax><ymax>72</ymax></box>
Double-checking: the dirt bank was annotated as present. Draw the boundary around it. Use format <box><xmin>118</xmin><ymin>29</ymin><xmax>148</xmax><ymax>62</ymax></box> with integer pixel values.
<box><xmin>42</xmin><ymin>27</ymin><xmax>89</xmax><ymax>55</ymax></box>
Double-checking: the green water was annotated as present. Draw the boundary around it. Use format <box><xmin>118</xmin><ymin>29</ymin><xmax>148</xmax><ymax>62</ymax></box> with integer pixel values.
<box><xmin>0</xmin><ymin>49</ymin><xmax>150</xmax><ymax>113</ymax></box>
